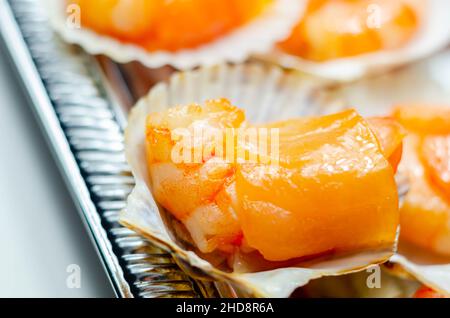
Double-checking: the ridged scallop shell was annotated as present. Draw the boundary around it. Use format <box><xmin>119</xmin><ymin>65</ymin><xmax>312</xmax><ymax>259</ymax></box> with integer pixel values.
<box><xmin>42</xmin><ymin>0</ymin><xmax>304</xmax><ymax>70</ymax></box>
<box><xmin>120</xmin><ymin>63</ymin><xmax>398</xmax><ymax>298</ymax></box>
<box><xmin>259</xmin><ymin>0</ymin><xmax>450</xmax><ymax>82</ymax></box>
<box><xmin>303</xmin><ymin>268</ymin><xmax>420</xmax><ymax>298</ymax></box>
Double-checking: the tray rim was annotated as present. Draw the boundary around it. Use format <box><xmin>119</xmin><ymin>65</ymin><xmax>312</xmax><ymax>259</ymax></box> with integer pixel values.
<box><xmin>0</xmin><ymin>0</ymin><xmax>133</xmax><ymax>298</ymax></box>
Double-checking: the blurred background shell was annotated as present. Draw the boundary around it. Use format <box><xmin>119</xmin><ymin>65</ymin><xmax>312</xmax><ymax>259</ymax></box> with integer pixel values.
<box><xmin>259</xmin><ymin>0</ymin><xmax>450</xmax><ymax>82</ymax></box>
<box><xmin>43</xmin><ymin>0</ymin><xmax>305</xmax><ymax>70</ymax></box>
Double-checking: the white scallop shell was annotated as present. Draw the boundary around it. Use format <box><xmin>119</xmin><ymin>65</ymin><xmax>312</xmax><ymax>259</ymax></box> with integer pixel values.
<box><xmin>327</xmin><ymin>50</ymin><xmax>450</xmax><ymax>296</ymax></box>
<box><xmin>121</xmin><ymin>63</ymin><xmax>397</xmax><ymax>298</ymax></box>
<box><xmin>303</xmin><ymin>268</ymin><xmax>420</xmax><ymax>298</ymax></box>
<box><xmin>41</xmin><ymin>0</ymin><xmax>304</xmax><ymax>70</ymax></box>
<box><xmin>258</xmin><ymin>0</ymin><xmax>450</xmax><ymax>82</ymax></box>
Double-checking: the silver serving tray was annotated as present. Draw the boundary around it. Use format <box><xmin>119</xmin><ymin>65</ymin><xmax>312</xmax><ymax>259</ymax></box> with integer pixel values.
<box><xmin>0</xmin><ymin>0</ymin><xmax>220</xmax><ymax>298</ymax></box>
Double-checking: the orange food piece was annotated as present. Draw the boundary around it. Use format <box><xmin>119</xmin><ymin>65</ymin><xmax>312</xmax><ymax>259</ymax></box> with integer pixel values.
<box><xmin>421</xmin><ymin>135</ymin><xmax>450</xmax><ymax>198</ymax></box>
<box><xmin>393</xmin><ymin>104</ymin><xmax>450</xmax><ymax>135</ymax></box>
<box><xmin>146</xmin><ymin>102</ymin><xmax>400</xmax><ymax>261</ymax></box>
<box><xmin>368</xmin><ymin>117</ymin><xmax>406</xmax><ymax>172</ymax></box>
<box><xmin>145</xmin><ymin>99</ymin><xmax>245</xmax><ymax>253</ymax></box>
<box><xmin>414</xmin><ymin>286</ymin><xmax>448</xmax><ymax>298</ymax></box>
<box><xmin>68</xmin><ymin>0</ymin><xmax>159</xmax><ymax>41</ymax></box>
<box><xmin>68</xmin><ymin>0</ymin><xmax>271</xmax><ymax>51</ymax></box>
<box><xmin>398</xmin><ymin>136</ymin><xmax>450</xmax><ymax>256</ymax></box>
<box><xmin>279</xmin><ymin>0</ymin><xmax>419</xmax><ymax>61</ymax></box>
<box><xmin>394</xmin><ymin>104</ymin><xmax>450</xmax><ymax>256</ymax></box>
<box><xmin>235</xmin><ymin>110</ymin><xmax>399</xmax><ymax>261</ymax></box>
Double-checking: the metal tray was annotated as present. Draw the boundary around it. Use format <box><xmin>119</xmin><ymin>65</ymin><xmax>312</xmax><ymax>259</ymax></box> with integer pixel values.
<box><xmin>0</xmin><ymin>0</ymin><xmax>221</xmax><ymax>298</ymax></box>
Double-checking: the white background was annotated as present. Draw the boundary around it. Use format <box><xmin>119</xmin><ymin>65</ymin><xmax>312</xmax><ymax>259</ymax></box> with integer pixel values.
<box><xmin>0</xmin><ymin>47</ymin><xmax>115</xmax><ymax>297</ymax></box>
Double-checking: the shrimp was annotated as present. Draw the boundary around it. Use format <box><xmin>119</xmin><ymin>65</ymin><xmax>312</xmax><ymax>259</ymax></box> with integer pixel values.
<box><xmin>145</xmin><ymin>99</ymin><xmax>402</xmax><ymax>261</ymax></box>
<box><xmin>279</xmin><ymin>0</ymin><xmax>420</xmax><ymax>61</ymax></box>
<box><xmin>393</xmin><ymin>104</ymin><xmax>450</xmax><ymax>256</ymax></box>
<box><xmin>68</xmin><ymin>0</ymin><xmax>271</xmax><ymax>51</ymax></box>
<box><xmin>145</xmin><ymin>99</ymin><xmax>245</xmax><ymax>253</ymax></box>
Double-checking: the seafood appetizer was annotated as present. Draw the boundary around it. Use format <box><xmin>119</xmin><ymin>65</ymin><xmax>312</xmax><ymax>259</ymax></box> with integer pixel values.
<box><xmin>274</xmin><ymin>103</ymin><xmax>450</xmax><ymax>298</ymax></box>
<box><xmin>393</xmin><ymin>104</ymin><xmax>450</xmax><ymax>256</ymax></box>
<box><xmin>121</xmin><ymin>64</ymin><xmax>406</xmax><ymax>297</ymax></box>
<box><xmin>320</xmin><ymin>54</ymin><xmax>450</xmax><ymax>296</ymax></box>
<box><xmin>386</xmin><ymin>104</ymin><xmax>450</xmax><ymax>297</ymax></box>
<box><xmin>145</xmin><ymin>100</ymin><xmax>401</xmax><ymax>262</ymax></box>
<box><xmin>280</xmin><ymin>0</ymin><xmax>420</xmax><ymax>62</ymax></box>
<box><xmin>44</xmin><ymin>0</ymin><xmax>303</xmax><ymax>69</ymax></box>
<box><xmin>261</xmin><ymin>0</ymin><xmax>450</xmax><ymax>81</ymax></box>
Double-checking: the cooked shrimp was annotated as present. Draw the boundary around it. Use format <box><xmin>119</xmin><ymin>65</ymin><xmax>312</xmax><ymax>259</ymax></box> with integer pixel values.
<box><xmin>145</xmin><ymin>99</ymin><xmax>403</xmax><ymax>262</ymax></box>
<box><xmin>145</xmin><ymin>99</ymin><xmax>245</xmax><ymax>253</ymax></box>
<box><xmin>279</xmin><ymin>0</ymin><xmax>420</xmax><ymax>61</ymax></box>
<box><xmin>68</xmin><ymin>0</ymin><xmax>271</xmax><ymax>51</ymax></box>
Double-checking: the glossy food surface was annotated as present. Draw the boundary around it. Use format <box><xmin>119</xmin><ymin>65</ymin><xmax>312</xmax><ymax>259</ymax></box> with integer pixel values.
<box><xmin>145</xmin><ymin>100</ymin><xmax>244</xmax><ymax>253</ymax></box>
<box><xmin>393</xmin><ymin>104</ymin><xmax>450</xmax><ymax>135</ymax></box>
<box><xmin>235</xmin><ymin>110</ymin><xmax>399</xmax><ymax>261</ymax></box>
<box><xmin>368</xmin><ymin>117</ymin><xmax>405</xmax><ymax>172</ymax></box>
<box><xmin>279</xmin><ymin>0</ymin><xmax>419</xmax><ymax>61</ymax></box>
<box><xmin>68</xmin><ymin>0</ymin><xmax>272</xmax><ymax>51</ymax></box>
<box><xmin>394</xmin><ymin>105</ymin><xmax>450</xmax><ymax>256</ymax></box>
<box><xmin>145</xmin><ymin>100</ymin><xmax>400</xmax><ymax>262</ymax></box>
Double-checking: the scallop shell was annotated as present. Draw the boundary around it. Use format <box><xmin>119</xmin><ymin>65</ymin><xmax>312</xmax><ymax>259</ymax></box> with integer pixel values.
<box><xmin>326</xmin><ymin>49</ymin><xmax>450</xmax><ymax>296</ymax></box>
<box><xmin>303</xmin><ymin>267</ymin><xmax>420</xmax><ymax>298</ymax></box>
<box><xmin>121</xmin><ymin>63</ymin><xmax>398</xmax><ymax>298</ymax></box>
<box><xmin>258</xmin><ymin>0</ymin><xmax>450</xmax><ymax>82</ymax></box>
<box><xmin>42</xmin><ymin>0</ymin><xmax>304</xmax><ymax>70</ymax></box>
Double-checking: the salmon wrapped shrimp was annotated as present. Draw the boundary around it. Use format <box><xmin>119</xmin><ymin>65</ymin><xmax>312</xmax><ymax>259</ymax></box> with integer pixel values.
<box><xmin>144</xmin><ymin>99</ymin><xmax>402</xmax><ymax>262</ymax></box>
<box><xmin>121</xmin><ymin>64</ymin><xmax>406</xmax><ymax>297</ymax></box>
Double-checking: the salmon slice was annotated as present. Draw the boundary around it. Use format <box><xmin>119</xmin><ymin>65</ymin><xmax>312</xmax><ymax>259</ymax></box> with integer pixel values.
<box><xmin>234</xmin><ymin>110</ymin><xmax>399</xmax><ymax>261</ymax></box>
